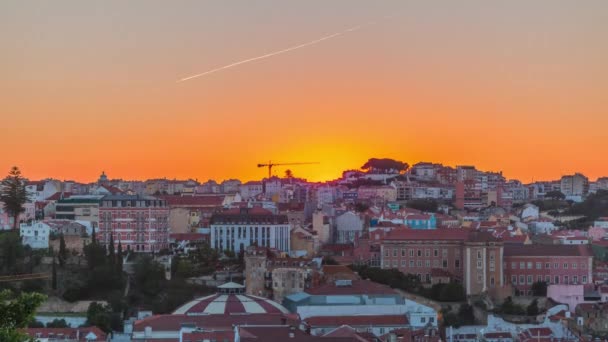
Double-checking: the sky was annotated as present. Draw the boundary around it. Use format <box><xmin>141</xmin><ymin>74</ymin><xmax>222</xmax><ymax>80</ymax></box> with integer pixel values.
<box><xmin>1</xmin><ymin>1</ymin><xmax>607</xmax><ymax>183</ymax></box>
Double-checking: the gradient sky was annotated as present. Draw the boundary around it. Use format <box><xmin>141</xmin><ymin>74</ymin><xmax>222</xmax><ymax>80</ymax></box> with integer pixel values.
<box><xmin>2</xmin><ymin>1</ymin><xmax>607</xmax><ymax>183</ymax></box>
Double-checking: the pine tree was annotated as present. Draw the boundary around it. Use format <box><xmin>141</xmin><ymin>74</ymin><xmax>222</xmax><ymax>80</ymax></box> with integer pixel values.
<box><xmin>58</xmin><ymin>233</ymin><xmax>67</xmax><ymax>267</ymax></box>
<box><xmin>108</xmin><ymin>234</ymin><xmax>115</xmax><ymax>266</ymax></box>
<box><xmin>0</xmin><ymin>167</ymin><xmax>30</xmax><ymax>230</ymax></box>
<box><xmin>116</xmin><ymin>241</ymin><xmax>123</xmax><ymax>274</ymax></box>
<box><xmin>51</xmin><ymin>257</ymin><xmax>57</xmax><ymax>290</ymax></box>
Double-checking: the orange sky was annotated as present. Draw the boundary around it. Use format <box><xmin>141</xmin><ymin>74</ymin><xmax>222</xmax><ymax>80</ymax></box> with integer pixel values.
<box><xmin>1</xmin><ymin>1</ymin><xmax>607</xmax><ymax>183</ymax></box>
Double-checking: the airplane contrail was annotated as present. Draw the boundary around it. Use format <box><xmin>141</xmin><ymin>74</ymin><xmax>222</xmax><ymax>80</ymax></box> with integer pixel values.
<box><xmin>177</xmin><ymin>21</ymin><xmax>375</xmax><ymax>82</ymax></box>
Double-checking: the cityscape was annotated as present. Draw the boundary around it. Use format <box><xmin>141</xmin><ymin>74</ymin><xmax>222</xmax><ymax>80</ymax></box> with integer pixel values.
<box><xmin>2</xmin><ymin>1</ymin><xmax>608</xmax><ymax>342</ymax></box>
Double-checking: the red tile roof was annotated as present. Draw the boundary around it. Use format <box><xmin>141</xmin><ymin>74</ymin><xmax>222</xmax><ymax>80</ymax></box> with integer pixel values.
<box><xmin>161</xmin><ymin>195</ymin><xmax>224</xmax><ymax>207</ymax></box>
<box><xmin>238</xmin><ymin>326</ymin><xmax>351</xmax><ymax>342</ymax></box>
<box><xmin>25</xmin><ymin>327</ymin><xmax>107</xmax><ymax>341</ymax></box>
<box><xmin>45</xmin><ymin>192</ymin><xmax>73</xmax><ymax>201</ymax></box>
<box><xmin>306</xmin><ymin>279</ymin><xmax>396</xmax><ymax>296</ymax></box>
<box><xmin>305</xmin><ymin>315</ymin><xmax>409</xmax><ymax>327</ymax></box>
<box><xmin>383</xmin><ymin>228</ymin><xmax>469</xmax><ymax>241</ymax></box>
<box><xmin>504</xmin><ymin>244</ymin><xmax>592</xmax><ymax>257</ymax></box>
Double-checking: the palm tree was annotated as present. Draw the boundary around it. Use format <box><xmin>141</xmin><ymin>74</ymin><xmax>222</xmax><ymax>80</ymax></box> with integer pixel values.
<box><xmin>0</xmin><ymin>166</ymin><xmax>30</xmax><ymax>230</ymax></box>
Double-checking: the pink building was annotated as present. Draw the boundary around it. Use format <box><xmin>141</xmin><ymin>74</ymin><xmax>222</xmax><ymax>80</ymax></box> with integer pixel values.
<box><xmin>503</xmin><ymin>245</ymin><xmax>593</xmax><ymax>295</ymax></box>
<box><xmin>99</xmin><ymin>195</ymin><xmax>169</xmax><ymax>253</ymax></box>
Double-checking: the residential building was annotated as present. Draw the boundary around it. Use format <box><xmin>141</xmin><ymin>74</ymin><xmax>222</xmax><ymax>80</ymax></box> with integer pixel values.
<box><xmin>560</xmin><ymin>173</ymin><xmax>589</xmax><ymax>197</ymax></box>
<box><xmin>380</xmin><ymin>229</ymin><xmax>504</xmax><ymax>296</ymax></box>
<box><xmin>210</xmin><ymin>207</ymin><xmax>290</xmax><ymax>253</ymax></box>
<box><xmin>99</xmin><ymin>195</ymin><xmax>170</xmax><ymax>253</ymax></box>
<box><xmin>55</xmin><ymin>195</ymin><xmax>103</xmax><ymax>228</ymax></box>
<box><xmin>503</xmin><ymin>245</ymin><xmax>593</xmax><ymax>295</ymax></box>
<box><xmin>161</xmin><ymin>195</ymin><xmax>224</xmax><ymax>233</ymax></box>
<box><xmin>20</xmin><ymin>221</ymin><xmax>51</xmax><ymax>249</ymax></box>
<box><xmin>25</xmin><ymin>327</ymin><xmax>108</xmax><ymax>341</ymax></box>
<box><xmin>239</xmin><ymin>181</ymin><xmax>263</xmax><ymax>200</ymax></box>
<box><xmin>335</xmin><ymin>211</ymin><xmax>364</xmax><ymax>244</ymax></box>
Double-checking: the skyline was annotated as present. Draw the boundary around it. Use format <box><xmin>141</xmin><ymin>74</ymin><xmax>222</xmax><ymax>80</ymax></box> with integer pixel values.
<box><xmin>2</xmin><ymin>1</ymin><xmax>607</xmax><ymax>183</ymax></box>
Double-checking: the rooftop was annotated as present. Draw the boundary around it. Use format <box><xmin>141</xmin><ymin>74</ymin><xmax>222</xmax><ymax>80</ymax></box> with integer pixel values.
<box><xmin>305</xmin><ymin>279</ymin><xmax>396</xmax><ymax>296</ymax></box>
<box><xmin>504</xmin><ymin>244</ymin><xmax>592</xmax><ymax>257</ymax></box>
<box><xmin>305</xmin><ymin>315</ymin><xmax>409</xmax><ymax>327</ymax></box>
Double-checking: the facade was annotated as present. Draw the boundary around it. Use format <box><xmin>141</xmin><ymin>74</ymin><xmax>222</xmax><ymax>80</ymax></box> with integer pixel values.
<box><xmin>239</xmin><ymin>181</ymin><xmax>263</xmax><ymax>200</ymax></box>
<box><xmin>20</xmin><ymin>221</ymin><xmax>51</xmax><ymax>249</ymax></box>
<box><xmin>503</xmin><ymin>245</ymin><xmax>593</xmax><ymax>295</ymax></box>
<box><xmin>335</xmin><ymin>211</ymin><xmax>364</xmax><ymax>244</ymax></box>
<box><xmin>380</xmin><ymin>229</ymin><xmax>504</xmax><ymax>295</ymax></box>
<box><xmin>55</xmin><ymin>195</ymin><xmax>103</xmax><ymax>228</ymax></box>
<box><xmin>284</xmin><ymin>279</ymin><xmax>437</xmax><ymax>336</ymax></box>
<box><xmin>244</xmin><ymin>247</ymin><xmax>321</xmax><ymax>301</ymax></box>
<box><xmin>560</xmin><ymin>173</ymin><xmax>589</xmax><ymax>197</ymax></box>
<box><xmin>210</xmin><ymin>208</ymin><xmax>290</xmax><ymax>253</ymax></box>
<box><xmin>161</xmin><ymin>195</ymin><xmax>224</xmax><ymax>233</ymax></box>
<box><xmin>99</xmin><ymin>195</ymin><xmax>170</xmax><ymax>253</ymax></box>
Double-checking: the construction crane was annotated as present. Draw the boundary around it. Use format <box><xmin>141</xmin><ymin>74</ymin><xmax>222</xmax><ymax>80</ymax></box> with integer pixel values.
<box><xmin>257</xmin><ymin>161</ymin><xmax>319</xmax><ymax>178</ymax></box>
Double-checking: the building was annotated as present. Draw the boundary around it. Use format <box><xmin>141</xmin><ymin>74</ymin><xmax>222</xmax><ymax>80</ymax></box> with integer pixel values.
<box><xmin>25</xmin><ymin>327</ymin><xmax>108</xmax><ymax>341</ymax></box>
<box><xmin>20</xmin><ymin>221</ymin><xmax>51</xmax><ymax>249</ymax></box>
<box><xmin>210</xmin><ymin>208</ymin><xmax>290</xmax><ymax>253</ymax></box>
<box><xmin>99</xmin><ymin>195</ymin><xmax>170</xmax><ymax>253</ymax></box>
<box><xmin>126</xmin><ymin>282</ymin><xmax>299</xmax><ymax>341</ymax></box>
<box><xmin>503</xmin><ymin>245</ymin><xmax>593</xmax><ymax>295</ymax></box>
<box><xmin>284</xmin><ymin>279</ymin><xmax>437</xmax><ymax>337</ymax></box>
<box><xmin>161</xmin><ymin>195</ymin><xmax>224</xmax><ymax>233</ymax></box>
<box><xmin>335</xmin><ymin>211</ymin><xmax>364</xmax><ymax>244</ymax></box>
<box><xmin>239</xmin><ymin>181</ymin><xmax>264</xmax><ymax>200</ymax></box>
<box><xmin>560</xmin><ymin>173</ymin><xmax>589</xmax><ymax>197</ymax></box>
<box><xmin>55</xmin><ymin>195</ymin><xmax>103</xmax><ymax>228</ymax></box>
<box><xmin>380</xmin><ymin>229</ymin><xmax>504</xmax><ymax>296</ymax></box>
<box><xmin>244</xmin><ymin>247</ymin><xmax>321</xmax><ymax>302</ymax></box>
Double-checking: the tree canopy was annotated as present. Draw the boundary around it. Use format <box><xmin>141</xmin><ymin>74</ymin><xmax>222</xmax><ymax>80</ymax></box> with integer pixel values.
<box><xmin>0</xmin><ymin>167</ymin><xmax>30</xmax><ymax>230</ymax></box>
<box><xmin>361</xmin><ymin>158</ymin><xmax>409</xmax><ymax>174</ymax></box>
<box><xmin>0</xmin><ymin>290</ymin><xmax>46</xmax><ymax>341</ymax></box>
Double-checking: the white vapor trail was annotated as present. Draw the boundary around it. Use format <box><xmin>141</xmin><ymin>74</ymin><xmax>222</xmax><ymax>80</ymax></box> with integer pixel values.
<box><xmin>177</xmin><ymin>21</ymin><xmax>375</xmax><ymax>82</ymax></box>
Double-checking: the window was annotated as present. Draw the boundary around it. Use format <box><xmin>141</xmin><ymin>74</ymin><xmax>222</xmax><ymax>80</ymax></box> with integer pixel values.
<box><xmin>490</xmin><ymin>277</ymin><xmax>495</xmax><ymax>286</ymax></box>
<box><xmin>563</xmin><ymin>263</ymin><xmax>568</xmax><ymax>269</ymax></box>
<box><xmin>477</xmin><ymin>250</ymin><xmax>482</xmax><ymax>259</ymax></box>
<box><xmin>477</xmin><ymin>274</ymin><xmax>482</xmax><ymax>283</ymax></box>
<box><xmin>425</xmin><ymin>249</ymin><xmax>430</xmax><ymax>257</ymax></box>
<box><xmin>455</xmin><ymin>260</ymin><xmax>460</xmax><ymax>268</ymax></box>
<box><xmin>418</xmin><ymin>249</ymin><xmax>422</xmax><ymax>257</ymax></box>
<box><xmin>537</xmin><ymin>275</ymin><xmax>543</xmax><ymax>282</ymax></box>
<box><xmin>393</xmin><ymin>261</ymin><xmax>398</xmax><ymax>268</ymax></box>
<box><xmin>527</xmin><ymin>262</ymin><xmax>533</xmax><ymax>269</ymax></box>
<box><xmin>527</xmin><ymin>275</ymin><xmax>533</xmax><ymax>284</ymax></box>
<box><xmin>384</xmin><ymin>249</ymin><xmax>389</xmax><ymax>257</ymax></box>
<box><xmin>477</xmin><ymin>260</ymin><xmax>482</xmax><ymax>269</ymax></box>
<box><xmin>393</xmin><ymin>249</ymin><xmax>398</xmax><ymax>257</ymax></box>
<box><xmin>572</xmin><ymin>263</ymin><xmax>577</xmax><ymax>269</ymax></box>
<box><xmin>573</xmin><ymin>276</ymin><xmax>578</xmax><ymax>283</ymax></box>
<box><xmin>554</xmin><ymin>263</ymin><xmax>559</xmax><ymax>269</ymax></box>
<box><xmin>401</xmin><ymin>260</ymin><xmax>406</xmax><ymax>267</ymax></box>
<box><xmin>511</xmin><ymin>275</ymin><xmax>517</xmax><ymax>284</ymax></box>
<box><xmin>564</xmin><ymin>276</ymin><xmax>569</xmax><ymax>284</ymax></box>
<box><xmin>425</xmin><ymin>260</ymin><xmax>431</xmax><ymax>267</ymax></box>
<box><xmin>583</xmin><ymin>276</ymin><xmax>587</xmax><ymax>284</ymax></box>
<box><xmin>429</xmin><ymin>317</ymin><xmax>435</xmax><ymax>323</ymax></box>
<box><xmin>421</xmin><ymin>317</ymin><xmax>426</xmax><ymax>323</ymax></box>
<box><xmin>417</xmin><ymin>260</ymin><xmax>422</xmax><ymax>267</ymax></box>
<box><xmin>490</xmin><ymin>261</ymin><xmax>495</xmax><ymax>272</ymax></box>
<box><xmin>512</xmin><ymin>262</ymin><xmax>517</xmax><ymax>269</ymax></box>
<box><xmin>554</xmin><ymin>276</ymin><xmax>559</xmax><ymax>284</ymax></box>
<box><xmin>536</xmin><ymin>262</ymin><xmax>542</xmax><ymax>270</ymax></box>
<box><xmin>519</xmin><ymin>275</ymin><xmax>525</xmax><ymax>284</ymax></box>
<box><xmin>401</xmin><ymin>248</ymin><xmax>406</xmax><ymax>257</ymax></box>
<box><xmin>410</xmin><ymin>260</ymin><xmax>414</xmax><ymax>268</ymax></box>
<box><xmin>434</xmin><ymin>249</ymin><xmax>438</xmax><ymax>257</ymax></box>
<box><xmin>409</xmin><ymin>249</ymin><xmax>414</xmax><ymax>257</ymax></box>
<box><xmin>443</xmin><ymin>249</ymin><xmax>448</xmax><ymax>257</ymax></box>
<box><xmin>545</xmin><ymin>263</ymin><xmax>550</xmax><ymax>269</ymax></box>
<box><xmin>545</xmin><ymin>275</ymin><xmax>551</xmax><ymax>283</ymax></box>
<box><xmin>520</xmin><ymin>262</ymin><xmax>525</xmax><ymax>269</ymax></box>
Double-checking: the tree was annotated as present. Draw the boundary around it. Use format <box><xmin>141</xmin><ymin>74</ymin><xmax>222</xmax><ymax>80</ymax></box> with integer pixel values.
<box><xmin>527</xmin><ymin>298</ymin><xmax>540</xmax><ymax>316</ymax></box>
<box><xmin>58</xmin><ymin>234</ymin><xmax>67</xmax><ymax>267</ymax></box>
<box><xmin>86</xmin><ymin>302</ymin><xmax>112</xmax><ymax>333</ymax></box>
<box><xmin>107</xmin><ymin>234</ymin><xmax>115</xmax><ymax>266</ymax></box>
<box><xmin>0</xmin><ymin>231</ymin><xmax>26</xmax><ymax>275</ymax></box>
<box><xmin>438</xmin><ymin>282</ymin><xmax>465</xmax><ymax>302</ymax></box>
<box><xmin>531</xmin><ymin>281</ymin><xmax>547</xmax><ymax>296</ymax></box>
<box><xmin>133</xmin><ymin>256</ymin><xmax>166</xmax><ymax>297</ymax></box>
<box><xmin>116</xmin><ymin>241</ymin><xmax>123</xmax><ymax>274</ymax></box>
<box><xmin>545</xmin><ymin>190</ymin><xmax>566</xmax><ymax>200</ymax></box>
<box><xmin>46</xmin><ymin>319</ymin><xmax>68</xmax><ymax>328</ymax></box>
<box><xmin>51</xmin><ymin>257</ymin><xmax>57</xmax><ymax>290</ymax></box>
<box><xmin>361</xmin><ymin>158</ymin><xmax>409</xmax><ymax>174</ymax></box>
<box><xmin>0</xmin><ymin>167</ymin><xmax>30</xmax><ymax>230</ymax></box>
<box><xmin>284</xmin><ymin>169</ymin><xmax>293</xmax><ymax>179</ymax></box>
<box><xmin>0</xmin><ymin>290</ymin><xmax>46</xmax><ymax>341</ymax></box>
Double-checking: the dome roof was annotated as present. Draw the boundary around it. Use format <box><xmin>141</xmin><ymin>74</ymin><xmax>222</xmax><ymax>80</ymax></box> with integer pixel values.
<box><xmin>173</xmin><ymin>293</ymin><xmax>290</xmax><ymax>315</ymax></box>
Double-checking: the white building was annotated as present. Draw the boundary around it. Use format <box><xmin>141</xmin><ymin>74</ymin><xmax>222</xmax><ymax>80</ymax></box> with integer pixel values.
<box><xmin>239</xmin><ymin>181</ymin><xmax>263</xmax><ymax>200</ymax></box>
<box><xmin>210</xmin><ymin>208</ymin><xmax>290</xmax><ymax>253</ymax></box>
<box><xmin>521</xmin><ymin>204</ymin><xmax>540</xmax><ymax>221</ymax></box>
<box><xmin>335</xmin><ymin>211</ymin><xmax>364</xmax><ymax>244</ymax></box>
<box><xmin>20</xmin><ymin>222</ymin><xmax>51</xmax><ymax>249</ymax></box>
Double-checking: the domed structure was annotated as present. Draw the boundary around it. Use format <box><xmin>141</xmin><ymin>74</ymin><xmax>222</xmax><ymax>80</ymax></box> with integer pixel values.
<box><xmin>173</xmin><ymin>282</ymin><xmax>289</xmax><ymax>315</ymax></box>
